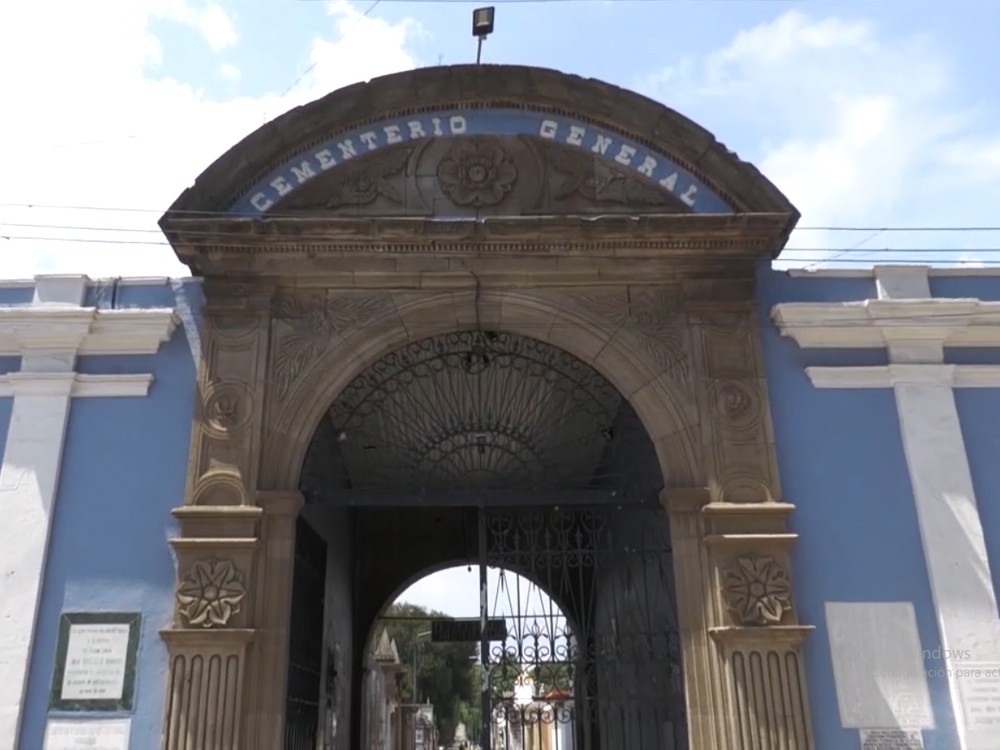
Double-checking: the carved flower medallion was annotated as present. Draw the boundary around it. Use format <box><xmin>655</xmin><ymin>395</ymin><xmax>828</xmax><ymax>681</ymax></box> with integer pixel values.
<box><xmin>437</xmin><ymin>139</ymin><xmax>517</xmax><ymax>206</ymax></box>
<box><xmin>721</xmin><ymin>556</ymin><xmax>792</xmax><ymax>625</ymax></box>
<box><xmin>176</xmin><ymin>558</ymin><xmax>247</xmax><ymax>628</ymax></box>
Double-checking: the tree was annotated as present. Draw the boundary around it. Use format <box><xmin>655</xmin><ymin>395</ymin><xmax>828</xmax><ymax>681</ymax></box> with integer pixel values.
<box><xmin>378</xmin><ymin>602</ymin><xmax>478</xmax><ymax>743</ymax></box>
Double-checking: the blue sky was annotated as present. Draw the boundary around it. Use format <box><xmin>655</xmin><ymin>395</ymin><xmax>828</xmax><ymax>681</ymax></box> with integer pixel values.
<box><xmin>1</xmin><ymin>0</ymin><xmax>999</xmax><ymax>277</ymax></box>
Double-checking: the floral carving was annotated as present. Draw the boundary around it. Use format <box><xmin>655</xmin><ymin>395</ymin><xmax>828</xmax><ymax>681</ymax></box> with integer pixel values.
<box><xmin>539</xmin><ymin>142</ymin><xmax>686</xmax><ymax>211</ymax></box>
<box><xmin>325</xmin><ymin>148</ymin><xmax>412</xmax><ymax>208</ymax></box>
<box><xmin>563</xmin><ymin>289</ymin><xmax>689</xmax><ymax>381</ymax></box>
<box><xmin>437</xmin><ymin>138</ymin><xmax>517</xmax><ymax>206</ymax></box>
<box><xmin>722</xmin><ymin>556</ymin><xmax>792</xmax><ymax>626</ymax></box>
<box><xmin>176</xmin><ymin>558</ymin><xmax>247</xmax><ymax>628</ymax></box>
<box><xmin>272</xmin><ymin>293</ymin><xmax>394</xmax><ymax>398</ymax></box>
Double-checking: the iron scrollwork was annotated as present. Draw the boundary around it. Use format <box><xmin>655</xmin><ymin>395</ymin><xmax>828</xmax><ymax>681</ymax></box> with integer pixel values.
<box><xmin>321</xmin><ymin>331</ymin><xmax>626</xmax><ymax>493</ymax></box>
<box><xmin>482</xmin><ymin>504</ymin><xmax>686</xmax><ymax>749</ymax></box>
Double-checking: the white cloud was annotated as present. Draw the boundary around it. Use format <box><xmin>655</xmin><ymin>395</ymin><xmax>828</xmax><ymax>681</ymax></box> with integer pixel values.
<box><xmin>648</xmin><ymin>10</ymin><xmax>1000</xmax><ymax>267</ymax></box>
<box><xmin>0</xmin><ymin>0</ymin><xmax>423</xmax><ymax>280</ymax></box>
<box><xmin>219</xmin><ymin>62</ymin><xmax>241</xmax><ymax>83</ymax></box>
<box><xmin>152</xmin><ymin>0</ymin><xmax>239</xmax><ymax>51</ymax></box>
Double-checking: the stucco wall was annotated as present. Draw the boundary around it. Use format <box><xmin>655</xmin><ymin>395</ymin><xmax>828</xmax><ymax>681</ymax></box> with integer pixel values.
<box><xmin>932</xmin><ymin>276</ymin><xmax>1000</xmax><ymax>647</ymax></box>
<box><xmin>756</xmin><ymin>265</ymin><xmax>961</xmax><ymax>750</ymax></box>
<box><xmin>10</xmin><ymin>279</ymin><xmax>202</xmax><ymax>750</ymax></box>
<box><xmin>0</xmin><ymin>284</ymin><xmax>21</xmax><ymax>456</ymax></box>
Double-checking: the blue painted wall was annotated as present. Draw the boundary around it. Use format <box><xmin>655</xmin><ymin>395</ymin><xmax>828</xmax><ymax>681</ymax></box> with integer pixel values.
<box><xmin>16</xmin><ymin>279</ymin><xmax>203</xmax><ymax>750</ymax></box>
<box><xmin>0</xmin><ymin>283</ymin><xmax>36</xmax><ymax>306</ymax></box>
<box><xmin>756</xmin><ymin>265</ymin><xmax>958</xmax><ymax>749</ymax></box>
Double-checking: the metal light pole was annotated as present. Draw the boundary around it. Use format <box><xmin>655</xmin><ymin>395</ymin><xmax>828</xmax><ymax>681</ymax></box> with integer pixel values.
<box><xmin>412</xmin><ymin>629</ymin><xmax>432</xmax><ymax>703</ymax></box>
<box><xmin>473</xmin><ymin>7</ymin><xmax>495</xmax><ymax>65</ymax></box>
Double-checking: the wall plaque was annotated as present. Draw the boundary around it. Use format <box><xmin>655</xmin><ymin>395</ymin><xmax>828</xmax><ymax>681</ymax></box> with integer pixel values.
<box><xmin>958</xmin><ymin>663</ymin><xmax>1000</xmax><ymax>733</ymax></box>
<box><xmin>43</xmin><ymin>718</ymin><xmax>130</xmax><ymax>750</ymax></box>
<box><xmin>49</xmin><ymin>612</ymin><xmax>141</xmax><ymax>712</ymax></box>
<box><xmin>859</xmin><ymin>729</ymin><xmax>924</xmax><ymax>750</ymax></box>
<box><xmin>825</xmin><ymin>602</ymin><xmax>933</xmax><ymax>729</ymax></box>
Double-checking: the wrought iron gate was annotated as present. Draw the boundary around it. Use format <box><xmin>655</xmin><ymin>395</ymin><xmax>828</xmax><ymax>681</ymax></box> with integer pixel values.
<box><xmin>285</xmin><ymin>517</ymin><xmax>328</xmax><ymax>749</ymax></box>
<box><xmin>478</xmin><ymin>502</ymin><xmax>684</xmax><ymax>750</ymax></box>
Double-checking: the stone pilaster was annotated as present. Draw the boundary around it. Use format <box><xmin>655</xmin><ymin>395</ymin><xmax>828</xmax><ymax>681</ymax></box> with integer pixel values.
<box><xmin>661</xmin><ymin>488</ymin><xmax>729</xmax><ymax>749</ymax></box>
<box><xmin>684</xmin><ymin>306</ymin><xmax>815</xmax><ymax>748</ymax></box>
<box><xmin>161</xmin><ymin>280</ymin><xmax>275</xmax><ymax>749</ymax></box>
<box><xmin>244</xmin><ymin>490</ymin><xmax>304</xmax><ymax>750</ymax></box>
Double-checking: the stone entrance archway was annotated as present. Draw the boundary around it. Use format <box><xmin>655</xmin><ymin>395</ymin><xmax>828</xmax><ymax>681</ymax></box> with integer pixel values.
<box><xmin>158</xmin><ymin>65</ymin><xmax>814</xmax><ymax>749</ymax></box>
<box><xmin>289</xmin><ymin>328</ymin><xmax>680</xmax><ymax>749</ymax></box>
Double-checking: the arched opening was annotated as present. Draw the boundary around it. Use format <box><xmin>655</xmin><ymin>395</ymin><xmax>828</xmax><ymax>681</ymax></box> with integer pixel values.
<box><xmin>283</xmin><ymin>329</ymin><xmax>685</xmax><ymax>750</ymax></box>
<box><xmin>363</xmin><ymin>564</ymin><xmax>579</xmax><ymax>750</ymax></box>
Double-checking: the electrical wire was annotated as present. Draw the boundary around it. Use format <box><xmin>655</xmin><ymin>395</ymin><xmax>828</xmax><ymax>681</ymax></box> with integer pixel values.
<box><xmin>5</xmin><ymin>201</ymin><xmax>1000</xmax><ymax>232</ymax></box>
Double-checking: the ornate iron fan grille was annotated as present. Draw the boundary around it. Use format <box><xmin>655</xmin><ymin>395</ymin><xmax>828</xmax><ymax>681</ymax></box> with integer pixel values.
<box><xmin>323</xmin><ymin>331</ymin><xmax>627</xmax><ymax>493</ymax></box>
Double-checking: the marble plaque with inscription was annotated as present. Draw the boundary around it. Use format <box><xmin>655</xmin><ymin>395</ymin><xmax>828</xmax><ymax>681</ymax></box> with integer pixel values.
<box><xmin>43</xmin><ymin>718</ymin><xmax>130</xmax><ymax>750</ymax></box>
<box><xmin>61</xmin><ymin>623</ymin><xmax>131</xmax><ymax>700</ymax></box>
<box><xmin>958</xmin><ymin>662</ymin><xmax>1000</xmax><ymax>733</ymax></box>
<box><xmin>859</xmin><ymin>728</ymin><xmax>924</xmax><ymax>750</ymax></box>
<box><xmin>50</xmin><ymin>612</ymin><xmax>141</xmax><ymax>711</ymax></box>
<box><xmin>826</xmin><ymin>602</ymin><xmax>934</xmax><ymax>729</ymax></box>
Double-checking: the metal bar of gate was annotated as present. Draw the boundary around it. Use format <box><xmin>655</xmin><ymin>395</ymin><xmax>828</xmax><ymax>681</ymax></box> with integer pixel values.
<box><xmin>478</xmin><ymin>507</ymin><xmax>492</xmax><ymax>750</ymax></box>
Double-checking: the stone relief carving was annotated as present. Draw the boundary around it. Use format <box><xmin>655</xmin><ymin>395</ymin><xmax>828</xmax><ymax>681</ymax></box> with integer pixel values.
<box><xmin>538</xmin><ymin>142</ymin><xmax>685</xmax><ymax>209</ymax></box>
<box><xmin>325</xmin><ymin>147</ymin><xmax>412</xmax><ymax>208</ymax></box>
<box><xmin>709</xmin><ymin>380</ymin><xmax>761</xmax><ymax>430</ymax></box>
<box><xmin>266</xmin><ymin>135</ymin><xmax>702</xmax><ymax>218</ymax></box>
<box><xmin>437</xmin><ymin>138</ymin><xmax>517</xmax><ymax>206</ymax></box>
<box><xmin>721</xmin><ymin>556</ymin><xmax>792</xmax><ymax>626</ymax></box>
<box><xmin>564</xmin><ymin>288</ymin><xmax>689</xmax><ymax>380</ymax></box>
<box><xmin>176</xmin><ymin>558</ymin><xmax>247</xmax><ymax>628</ymax></box>
<box><xmin>203</xmin><ymin>382</ymin><xmax>253</xmax><ymax>436</ymax></box>
<box><xmin>272</xmin><ymin>293</ymin><xmax>394</xmax><ymax>399</ymax></box>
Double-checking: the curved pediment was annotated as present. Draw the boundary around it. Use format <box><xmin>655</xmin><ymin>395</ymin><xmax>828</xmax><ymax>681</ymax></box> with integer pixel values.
<box><xmin>163</xmin><ymin>65</ymin><xmax>798</xmax><ymax>224</ymax></box>
<box><xmin>272</xmin><ymin>135</ymin><xmax>693</xmax><ymax>218</ymax></box>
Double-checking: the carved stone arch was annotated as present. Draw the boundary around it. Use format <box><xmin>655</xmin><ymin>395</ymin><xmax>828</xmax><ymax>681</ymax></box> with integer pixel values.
<box><xmin>158</xmin><ymin>63</ymin><xmax>814</xmax><ymax>750</ymax></box>
<box><xmin>263</xmin><ymin>288</ymin><xmax>701</xmax><ymax>492</ymax></box>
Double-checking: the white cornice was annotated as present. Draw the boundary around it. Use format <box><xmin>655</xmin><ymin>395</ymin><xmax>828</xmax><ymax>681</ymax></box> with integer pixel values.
<box><xmin>805</xmin><ymin>364</ymin><xmax>1000</xmax><ymax>389</ymax></box>
<box><xmin>0</xmin><ymin>307</ymin><xmax>179</xmax><ymax>356</ymax></box>
<box><xmin>771</xmin><ymin>299</ymin><xmax>1000</xmax><ymax>349</ymax></box>
<box><xmin>786</xmin><ymin>266</ymin><xmax>1000</xmax><ymax>278</ymax></box>
<box><xmin>0</xmin><ymin>372</ymin><xmax>154</xmax><ymax>397</ymax></box>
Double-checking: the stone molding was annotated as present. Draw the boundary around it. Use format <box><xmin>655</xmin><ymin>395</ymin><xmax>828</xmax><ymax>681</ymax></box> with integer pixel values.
<box><xmin>0</xmin><ymin>306</ymin><xmax>179</xmax><ymax>356</ymax></box>
<box><xmin>165</xmin><ymin>212</ymin><xmax>792</xmax><ymax>281</ymax></box>
<box><xmin>771</xmin><ymin>298</ymin><xmax>1000</xmax><ymax>349</ymax></box>
<box><xmin>0</xmin><ymin>372</ymin><xmax>154</xmax><ymax>397</ymax></box>
<box><xmin>806</xmin><ymin>364</ymin><xmax>1000</xmax><ymax>389</ymax></box>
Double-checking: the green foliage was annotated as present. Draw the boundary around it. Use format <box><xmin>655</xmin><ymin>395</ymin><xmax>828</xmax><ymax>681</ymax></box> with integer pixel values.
<box><xmin>379</xmin><ymin>602</ymin><xmax>478</xmax><ymax>743</ymax></box>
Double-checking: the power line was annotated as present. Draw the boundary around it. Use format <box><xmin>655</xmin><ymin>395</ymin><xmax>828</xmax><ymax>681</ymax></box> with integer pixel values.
<box><xmin>279</xmin><ymin>0</ymin><xmax>382</xmax><ymax>98</ymax></box>
<box><xmin>4</xmin><ymin>204</ymin><xmax>1000</xmax><ymax>233</ymax></box>
<box><xmin>4</xmin><ymin>232</ymin><xmax>1000</xmax><ymax>267</ymax></box>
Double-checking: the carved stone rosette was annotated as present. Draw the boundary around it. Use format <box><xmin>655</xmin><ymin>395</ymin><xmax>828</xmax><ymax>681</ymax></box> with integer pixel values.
<box><xmin>176</xmin><ymin>558</ymin><xmax>248</xmax><ymax>628</ymax></box>
<box><xmin>721</xmin><ymin>555</ymin><xmax>792</xmax><ymax>625</ymax></box>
